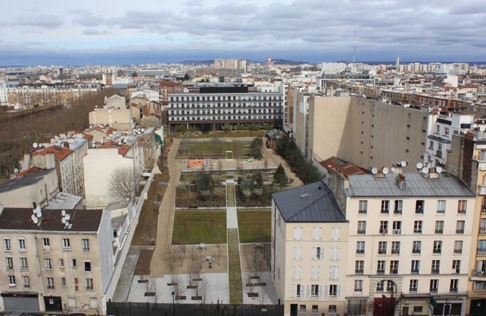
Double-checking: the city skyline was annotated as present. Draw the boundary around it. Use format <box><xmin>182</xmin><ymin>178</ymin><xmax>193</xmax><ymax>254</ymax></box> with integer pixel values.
<box><xmin>1</xmin><ymin>0</ymin><xmax>486</xmax><ymax>66</ymax></box>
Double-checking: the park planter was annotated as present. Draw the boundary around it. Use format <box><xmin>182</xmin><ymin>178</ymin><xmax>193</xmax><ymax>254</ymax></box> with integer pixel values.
<box><xmin>247</xmin><ymin>292</ymin><xmax>259</xmax><ymax>297</ymax></box>
<box><xmin>167</xmin><ymin>282</ymin><xmax>178</xmax><ymax>286</ymax></box>
<box><xmin>187</xmin><ymin>285</ymin><xmax>198</xmax><ymax>289</ymax></box>
<box><xmin>191</xmin><ymin>296</ymin><xmax>202</xmax><ymax>300</ymax></box>
<box><xmin>144</xmin><ymin>292</ymin><xmax>156</xmax><ymax>296</ymax></box>
<box><xmin>138</xmin><ymin>280</ymin><xmax>149</xmax><ymax>283</ymax></box>
<box><xmin>193</xmin><ymin>278</ymin><xmax>203</xmax><ymax>281</ymax></box>
<box><xmin>176</xmin><ymin>295</ymin><xmax>186</xmax><ymax>300</ymax></box>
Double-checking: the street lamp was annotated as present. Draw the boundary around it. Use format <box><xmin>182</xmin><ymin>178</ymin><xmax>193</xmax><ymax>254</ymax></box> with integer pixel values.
<box><xmin>171</xmin><ymin>291</ymin><xmax>175</xmax><ymax>316</ymax></box>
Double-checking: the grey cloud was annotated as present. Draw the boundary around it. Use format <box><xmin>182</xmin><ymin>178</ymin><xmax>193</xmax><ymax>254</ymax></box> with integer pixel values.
<box><xmin>14</xmin><ymin>14</ymin><xmax>63</xmax><ymax>29</ymax></box>
<box><xmin>82</xmin><ymin>29</ymin><xmax>106</xmax><ymax>35</ymax></box>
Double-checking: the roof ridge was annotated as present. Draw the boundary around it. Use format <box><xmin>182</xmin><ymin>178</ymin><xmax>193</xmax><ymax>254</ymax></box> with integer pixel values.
<box><xmin>286</xmin><ymin>185</ymin><xmax>330</xmax><ymax>220</ymax></box>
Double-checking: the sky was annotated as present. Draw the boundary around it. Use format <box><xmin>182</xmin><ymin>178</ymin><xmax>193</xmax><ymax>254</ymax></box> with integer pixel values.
<box><xmin>1</xmin><ymin>0</ymin><xmax>486</xmax><ymax>66</ymax></box>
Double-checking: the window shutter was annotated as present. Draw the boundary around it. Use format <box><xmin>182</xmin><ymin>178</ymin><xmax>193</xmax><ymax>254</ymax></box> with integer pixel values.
<box><xmin>307</xmin><ymin>285</ymin><xmax>311</xmax><ymax>298</ymax></box>
<box><xmin>335</xmin><ymin>227</ymin><xmax>341</xmax><ymax>240</ymax></box>
<box><xmin>296</xmin><ymin>266</ymin><xmax>302</xmax><ymax>279</ymax></box>
<box><xmin>293</xmin><ymin>227</ymin><xmax>299</xmax><ymax>240</ymax></box>
<box><xmin>312</xmin><ymin>227</ymin><xmax>317</xmax><ymax>240</ymax></box>
<box><xmin>293</xmin><ymin>247</ymin><xmax>297</xmax><ymax>260</ymax></box>
<box><xmin>317</xmin><ymin>266</ymin><xmax>321</xmax><ymax>279</ymax></box>
<box><xmin>324</xmin><ymin>285</ymin><xmax>329</xmax><ymax>298</ymax></box>
<box><xmin>292</xmin><ymin>284</ymin><xmax>296</xmax><ymax>298</ymax></box>
<box><xmin>317</xmin><ymin>227</ymin><xmax>322</xmax><ymax>239</ymax></box>
<box><xmin>335</xmin><ymin>267</ymin><xmax>339</xmax><ymax>280</ymax></box>
<box><xmin>318</xmin><ymin>285</ymin><xmax>323</xmax><ymax>298</ymax></box>
<box><xmin>292</xmin><ymin>266</ymin><xmax>297</xmax><ymax>279</ymax></box>
<box><xmin>319</xmin><ymin>247</ymin><xmax>324</xmax><ymax>260</ymax></box>
<box><xmin>337</xmin><ymin>285</ymin><xmax>341</xmax><ymax>298</ymax></box>
<box><xmin>297</xmin><ymin>247</ymin><xmax>302</xmax><ymax>260</ymax></box>
<box><xmin>312</xmin><ymin>247</ymin><xmax>316</xmax><ymax>259</ymax></box>
<box><xmin>298</xmin><ymin>227</ymin><xmax>303</xmax><ymax>240</ymax></box>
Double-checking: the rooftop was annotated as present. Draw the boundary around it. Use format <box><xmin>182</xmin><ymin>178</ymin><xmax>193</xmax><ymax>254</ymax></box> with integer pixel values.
<box><xmin>32</xmin><ymin>145</ymin><xmax>73</xmax><ymax>161</ymax></box>
<box><xmin>272</xmin><ymin>180</ymin><xmax>346</xmax><ymax>223</ymax></box>
<box><xmin>0</xmin><ymin>208</ymin><xmax>103</xmax><ymax>232</ymax></box>
<box><xmin>346</xmin><ymin>172</ymin><xmax>475</xmax><ymax>197</ymax></box>
<box><xmin>45</xmin><ymin>192</ymin><xmax>82</xmax><ymax>210</ymax></box>
<box><xmin>0</xmin><ymin>168</ymin><xmax>54</xmax><ymax>194</ymax></box>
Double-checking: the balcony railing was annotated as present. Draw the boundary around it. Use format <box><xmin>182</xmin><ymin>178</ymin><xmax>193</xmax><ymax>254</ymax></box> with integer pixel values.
<box><xmin>432</xmin><ymin>269</ymin><xmax>440</xmax><ymax>274</ymax></box>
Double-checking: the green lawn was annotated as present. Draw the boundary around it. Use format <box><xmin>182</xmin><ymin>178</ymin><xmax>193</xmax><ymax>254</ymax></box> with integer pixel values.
<box><xmin>228</xmin><ymin>229</ymin><xmax>243</xmax><ymax>304</ymax></box>
<box><xmin>172</xmin><ymin>211</ymin><xmax>227</xmax><ymax>244</ymax></box>
<box><xmin>238</xmin><ymin>210</ymin><xmax>271</xmax><ymax>243</ymax></box>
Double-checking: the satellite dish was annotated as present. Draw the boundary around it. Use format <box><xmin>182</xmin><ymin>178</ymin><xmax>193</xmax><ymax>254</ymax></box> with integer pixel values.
<box><xmin>65</xmin><ymin>214</ymin><xmax>71</xmax><ymax>221</ymax></box>
<box><xmin>33</xmin><ymin>143</ymin><xmax>38</xmax><ymax>149</ymax></box>
<box><xmin>371</xmin><ymin>167</ymin><xmax>378</xmax><ymax>175</ymax></box>
<box><xmin>61</xmin><ymin>210</ymin><xmax>66</xmax><ymax>216</ymax></box>
<box><xmin>33</xmin><ymin>217</ymin><xmax>39</xmax><ymax>224</ymax></box>
<box><xmin>33</xmin><ymin>208</ymin><xmax>37</xmax><ymax>214</ymax></box>
<box><xmin>382</xmin><ymin>167</ymin><xmax>389</xmax><ymax>175</ymax></box>
<box><xmin>416</xmin><ymin>162</ymin><xmax>423</xmax><ymax>169</ymax></box>
<box><xmin>422</xmin><ymin>167</ymin><xmax>430</xmax><ymax>174</ymax></box>
<box><xmin>36</xmin><ymin>210</ymin><xmax>42</xmax><ymax>218</ymax></box>
<box><xmin>61</xmin><ymin>217</ymin><xmax>66</xmax><ymax>224</ymax></box>
<box><xmin>401</xmin><ymin>161</ymin><xmax>407</xmax><ymax>167</ymax></box>
<box><xmin>436</xmin><ymin>166</ymin><xmax>443</xmax><ymax>174</ymax></box>
<box><xmin>14</xmin><ymin>168</ymin><xmax>19</xmax><ymax>174</ymax></box>
<box><xmin>391</xmin><ymin>167</ymin><xmax>397</xmax><ymax>173</ymax></box>
<box><xmin>31</xmin><ymin>214</ymin><xmax>37</xmax><ymax>222</ymax></box>
<box><xmin>68</xmin><ymin>224</ymin><xmax>72</xmax><ymax>229</ymax></box>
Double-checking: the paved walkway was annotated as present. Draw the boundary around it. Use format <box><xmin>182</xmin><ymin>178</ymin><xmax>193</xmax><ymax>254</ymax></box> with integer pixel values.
<box><xmin>225</xmin><ymin>180</ymin><xmax>238</xmax><ymax>229</ymax></box>
<box><xmin>112</xmin><ymin>248</ymin><xmax>141</xmax><ymax>302</ymax></box>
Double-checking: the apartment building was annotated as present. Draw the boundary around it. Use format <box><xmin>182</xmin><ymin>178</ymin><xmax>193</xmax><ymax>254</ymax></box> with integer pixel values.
<box><xmin>447</xmin><ymin>131</ymin><xmax>486</xmax><ymax>315</ymax></box>
<box><xmin>344</xmin><ymin>172</ymin><xmax>475</xmax><ymax>316</ymax></box>
<box><xmin>0</xmin><ymin>207</ymin><xmax>113</xmax><ymax>314</ymax></box>
<box><xmin>168</xmin><ymin>85</ymin><xmax>282</xmax><ymax>132</ymax></box>
<box><xmin>271</xmin><ymin>181</ymin><xmax>349</xmax><ymax>316</ymax></box>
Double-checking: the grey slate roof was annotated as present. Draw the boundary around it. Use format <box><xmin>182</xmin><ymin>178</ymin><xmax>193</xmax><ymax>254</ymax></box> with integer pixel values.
<box><xmin>0</xmin><ymin>168</ymin><xmax>54</xmax><ymax>194</ymax></box>
<box><xmin>272</xmin><ymin>180</ymin><xmax>346</xmax><ymax>223</ymax></box>
<box><xmin>346</xmin><ymin>173</ymin><xmax>475</xmax><ymax>197</ymax></box>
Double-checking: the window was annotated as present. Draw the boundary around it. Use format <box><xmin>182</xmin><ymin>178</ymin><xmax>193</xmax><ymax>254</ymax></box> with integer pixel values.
<box><xmin>20</xmin><ymin>258</ymin><xmax>28</xmax><ymax>269</ymax></box>
<box><xmin>392</xmin><ymin>221</ymin><xmax>402</xmax><ymax>234</ymax></box>
<box><xmin>329</xmin><ymin>305</ymin><xmax>337</xmax><ymax>313</ymax></box>
<box><xmin>82</xmin><ymin>239</ymin><xmax>90</xmax><ymax>251</ymax></box>
<box><xmin>299</xmin><ymin>305</ymin><xmax>306</xmax><ymax>312</ymax></box>
<box><xmin>454</xmin><ymin>241</ymin><xmax>463</xmax><ymax>254</ymax></box>
<box><xmin>293</xmin><ymin>247</ymin><xmax>302</xmax><ymax>260</ymax></box>
<box><xmin>415</xmin><ymin>200</ymin><xmax>424</xmax><ymax>214</ymax></box>
<box><xmin>72</xmin><ymin>259</ymin><xmax>77</xmax><ymax>269</ymax></box>
<box><xmin>356</xmin><ymin>241</ymin><xmax>365</xmax><ymax>254</ymax></box>
<box><xmin>390</xmin><ymin>261</ymin><xmax>399</xmax><ymax>274</ymax></box>
<box><xmin>456</xmin><ymin>220</ymin><xmax>465</xmax><ymax>234</ymax></box>
<box><xmin>409</xmin><ymin>279</ymin><xmax>418</xmax><ymax>292</ymax></box>
<box><xmin>329</xmin><ymin>285</ymin><xmax>338</xmax><ymax>297</ymax></box>
<box><xmin>430</xmin><ymin>279</ymin><xmax>439</xmax><ymax>292</ymax></box>
<box><xmin>330</xmin><ymin>266</ymin><xmax>339</xmax><ymax>280</ymax></box>
<box><xmin>312</xmin><ymin>305</ymin><xmax>318</xmax><ymax>313</ymax></box>
<box><xmin>295</xmin><ymin>284</ymin><xmax>302</xmax><ymax>297</ymax></box>
<box><xmin>61</xmin><ymin>277</ymin><xmax>66</xmax><ymax>286</ymax></box>
<box><xmin>411</xmin><ymin>260</ymin><xmax>420</xmax><ymax>274</ymax></box>
<box><xmin>5</xmin><ymin>257</ymin><xmax>13</xmax><ymax>269</ymax></box>
<box><xmin>42</xmin><ymin>238</ymin><xmax>50</xmax><ymax>247</ymax></box>
<box><xmin>47</xmin><ymin>277</ymin><xmax>54</xmax><ymax>289</ymax></box>
<box><xmin>18</xmin><ymin>239</ymin><xmax>26</xmax><ymax>250</ymax></box>
<box><xmin>310</xmin><ymin>284</ymin><xmax>319</xmax><ymax>297</ymax></box>
<box><xmin>22</xmin><ymin>276</ymin><xmax>30</xmax><ymax>288</ymax></box>
<box><xmin>86</xmin><ymin>278</ymin><xmax>93</xmax><ymax>290</ymax></box>
<box><xmin>458</xmin><ymin>200</ymin><xmax>467</xmax><ymax>214</ymax></box>
<box><xmin>312</xmin><ymin>227</ymin><xmax>322</xmax><ymax>240</ymax></box>
<box><xmin>431</xmin><ymin>260</ymin><xmax>440</xmax><ymax>274</ymax></box>
<box><xmin>4</xmin><ymin>238</ymin><xmax>11</xmax><ymax>251</ymax></box>
<box><xmin>8</xmin><ymin>275</ymin><xmax>16</xmax><ymax>286</ymax></box>
<box><xmin>452</xmin><ymin>260</ymin><xmax>461</xmax><ymax>274</ymax></box>
<box><xmin>414</xmin><ymin>306</ymin><xmax>424</xmax><ymax>313</ymax></box>
<box><xmin>380</xmin><ymin>221</ymin><xmax>388</xmax><ymax>234</ymax></box>
<box><xmin>63</xmin><ymin>238</ymin><xmax>71</xmax><ymax>249</ymax></box>
<box><xmin>358</xmin><ymin>200</ymin><xmax>367</xmax><ymax>214</ymax></box>
<box><xmin>394</xmin><ymin>200</ymin><xmax>403</xmax><ymax>214</ymax></box>
<box><xmin>59</xmin><ymin>259</ymin><xmax>64</xmax><ymax>268</ymax></box>
<box><xmin>313</xmin><ymin>247</ymin><xmax>323</xmax><ymax>260</ymax></box>
<box><xmin>435</xmin><ymin>221</ymin><xmax>444</xmax><ymax>234</ymax></box>
<box><xmin>45</xmin><ymin>258</ymin><xmax>52</xmax><ymax>270</ymax></box>
<box><xmin>414</xmin><ymin>221</ymin><xmax>422</xmax><ymax>233</ymax></box>
<box><xmin>381</xmin><ymin>200</ymin><xmax>390</xmax><ymax>214</ymax></box>
<box><xmin>412</xmin><ymin>241</ymin><xmax>421</xmax><ymax>254</ymax></box>
<box><xmin>84</xmin><ymin>261</ymin><xmax>91</xmax><ymax>272</ymax></box>
<box><xmin>433</xmin><ymin>241</ymin><xmax>442</xmax><ymax>254</ymax></box>
<box><xmin>355</xmin><ymin>260</ymin><xmax>364</xmax><ymax>274</ymax></box>
<box><xmin>376</xmin><ymin>280</ymin><xmax>384</xmax><ymax>292</ymax></box>
<box><xmin>378</xmin><ymin>241</ymin><xmax>387</xmax><ymax>254</ymax></box>
<box><xmin>377</xmin><ymin>260</ymin><xmax>385</xmax><ymax>274</ymax></box>
<box><xmin>355</xmin><ymin>280</ymin><xmax>363</xmax><ymax>292</ymax></box>
<box><xmin>445</xmin><ymin>127</ymin><xmax>449</xmax><ymax>135</ymax></box>
<box><xmin>357</xmin><ymin>221</ymin><xmax>366</xmax><ymax>234</ymax></box>
<box><xmin>437</xmin><ymin>200</ymin><xmax>446</xmax><ymax>214</ymax></box>
<box><xmin>450</xmin><ymin>279</ymin><xmax>458</xmax><ymax>292</ymax></box>
<box><xmin>391</xmin><ymin>241</ymin><xmax>400</xmax><ymax>254</ymax></box>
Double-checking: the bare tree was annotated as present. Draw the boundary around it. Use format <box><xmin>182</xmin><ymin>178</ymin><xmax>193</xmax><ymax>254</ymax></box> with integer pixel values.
<box><xmin>167</xmin><ymin>247</ymin><xmax>178</xmax><ymax>284</ymax></box>
<box><xmin>108</xmin><ymin>166</ymin><xmax>139</xmax><ymax>202</ymax></box>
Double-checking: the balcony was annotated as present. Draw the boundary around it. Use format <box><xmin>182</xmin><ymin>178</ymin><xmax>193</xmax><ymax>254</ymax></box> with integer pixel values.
<box><xmin>393</xmin><ymin>229</ymin><xmax>401</xmax><ymax>235</ymax></box>
<box><xmin>390</xmin><ymin>269</ymin><xmax>398</xmax><ymax>275</ymax></box>
<box><xmin>479</xmin><ymin>186</ymin><xmax>486</xmax><ymax>196</ymax></box>
<box><xmin>355</xmin><ymin>269</ymin><xmax>364</xmax><ymax>275</ymax></box>
<box><xmin>357</xmin><ymin>230</ymin><xmax>366</xmax><ymax>235</ymax></box>
<box><xmin>391</xmin><ymin>249</ymin><xmax>400</xmax><ymax>254</ymax></box>
<box><xmin>356</xmin><ymin>250</ymin><xmax>365</xmax><ymax>255</ymax></box>
<box><xmin>379</xmin><ymin>229</ymin><xmax>388</xmax><ymax>235</ymax></box>
<box><xmin>480</xmin><ymin>228</ymin><xmax>486</xmax><ymax>234</ymax></box>
<box><xmin>478</xmin><ymin>249</ymin><xmax>486</xmax><ymax>256</ymax></box>
<box><xmin>432</xmin><ymin>269</ymin><xmax>440</xmax><ymax>274</ymax></box>
<box><xmin>377</xmin><ymin>269</ymin><xmax>385</xmax><ymax>275</ymax></box>
<box><xmin>378</xmin><ymin>249</ymin><xmax>387</xmax><ymax>255</ymax></box>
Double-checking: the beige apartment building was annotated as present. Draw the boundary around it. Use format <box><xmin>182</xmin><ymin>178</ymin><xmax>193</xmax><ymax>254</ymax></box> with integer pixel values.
<box><xmin>344</xmin><ymin>172</ymin><xmax>475</xmax><ymax>316</ymax></box>
<box><xmin>301</xmin><ymin>96</ymin><xmax>429</xmax><ymax>171</ymax></box>
<box><xmin>0</xmin><ymin>207</ymin><xmax>114</xmax><ymax>314</ymax></box>
<box><xmin>271</xmin><ymin>181</ymin><xmax>349</xmax><ymax>316</ymax></box>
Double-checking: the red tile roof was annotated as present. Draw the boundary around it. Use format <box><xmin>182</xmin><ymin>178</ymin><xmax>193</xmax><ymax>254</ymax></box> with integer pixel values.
<box><xmin>321</xmin><ymin>156</ymin><xmax>368</xmax><ymax>178</ymax></box>
<box><xmin>16</xmin><ymin>166</ymin><xmax>44</xmax><ymax>177</ymax></box>
<box><xmin>32</xmin><ymin>146</ymin><xmax>73</xmax><ymax>161</ymax></box>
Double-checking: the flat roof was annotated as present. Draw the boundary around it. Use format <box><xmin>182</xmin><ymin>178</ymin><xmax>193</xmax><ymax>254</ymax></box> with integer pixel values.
<box><xmin>347</xmin><ymin>173</ymin><xmax>475</xmax><ymax>197</ymax></box>
<box><xmin>0</xmin><ymin>168</ymin><xmax>54</xmax><ymax>194</ymax></box>
<box><xmin>272</xmin><ymin>180</ymin><xmax>346</xmax><ymax>223</ymax></box>
<box><xmin>0</xmin><ymin>208</ymin><xmax>103</xmax><ymax>232</ymax></box>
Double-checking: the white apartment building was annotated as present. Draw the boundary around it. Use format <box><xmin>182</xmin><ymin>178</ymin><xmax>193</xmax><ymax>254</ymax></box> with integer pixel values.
<box><xmin>168</xmin><ymin>85</ymin><xmax>282</xmax><ymax>132</ymax></box>
<box><xmin>131</xmin><ymin>89</ymin><xmax>160</xmax><ymax>103</ymax></box>
<box><xmin>345</xmin><ymin>172</ymin><xmax>476</xmax><ymax>316</ymax></box>
<box><xmin>0</xmin><ymin>207</ymin><xmax>114</xmax><ymax>314</ymax></box>
<box><xmin>271</xmin><ymin>181</ymin><xmax>349</xmax><ymax>316</ymax></box>
<box><xmin>425</xmin><ymin>112</ymin><xmax>475</xmax><ymax>167</ymax></box>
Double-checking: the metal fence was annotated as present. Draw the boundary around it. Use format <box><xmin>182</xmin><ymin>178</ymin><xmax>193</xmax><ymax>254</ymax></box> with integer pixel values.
<box><xmin>107</xmin><ymin>301</ymin><xmax>284</xmax><ymax>316</ymax></box>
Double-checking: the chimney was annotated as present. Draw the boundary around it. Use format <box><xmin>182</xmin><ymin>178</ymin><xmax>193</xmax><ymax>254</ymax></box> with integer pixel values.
<box><xmin>396</xmin><ymin>174</ymin><xmax>407</xmax><ymax>190</ymax></box>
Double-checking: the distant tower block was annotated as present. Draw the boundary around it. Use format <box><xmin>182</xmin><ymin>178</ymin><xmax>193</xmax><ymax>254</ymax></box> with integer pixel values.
<box><xmin>396</xmin><ymin>56</ymin><xmax>400</xmax><ymax>68</ymax></box>
<box><xmin>268</xmin><ymin>55</ymin><xmax>272</xmax><ymax>66</ymax></box>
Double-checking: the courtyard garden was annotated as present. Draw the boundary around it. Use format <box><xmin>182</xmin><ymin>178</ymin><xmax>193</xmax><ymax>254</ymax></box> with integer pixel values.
<box><xmin>172</xmin><ymin>210</ymin><xmax>227</xmax><ymax>245</ymax></box>
<box><xmin>238</xmin><ymin>210</ymin><xmax>271</xmax><ymax>243</ymax></box>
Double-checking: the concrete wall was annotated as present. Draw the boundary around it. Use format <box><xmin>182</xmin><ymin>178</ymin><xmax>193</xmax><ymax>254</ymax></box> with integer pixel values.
<box><xmin>89</xmin><ymin>109</ymin><xmax>131</xmax><ymax>131</ymax></box>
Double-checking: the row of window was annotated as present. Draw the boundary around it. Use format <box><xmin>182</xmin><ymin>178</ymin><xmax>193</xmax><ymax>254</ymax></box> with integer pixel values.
<box><xmin>169</xmin><ymin>102</ymin><xmax>281</xmax><ymax>109</ymax></box>
<box><xmin>293</xmin><ymin>284</ymin><xmax>340</xmax><ymax>298</ymax></box>
<box><xmin>292</xmin><ymin>227</ymin><xmax>341</xmax><ymax>241</ymax></box>
<box><xmin>370</xmin><ymin>279</ymin><xmax>459</xmax><ymax>293</ymax></box>
<box><xmin>358</xmin><ymin>199</ymin><xmax>467</xmax><ymax>215</ymax></box>
<box><xmin>169</xmin><ymin>115</ymin><xmax>280</xmax><ymax>121</ymax></box>
<box><xmin>170</xmin><ymin>108</ymin><xmax>280</xmax><ymax>115</ymax></box>
<box><xmin>292</xmin><ymin>265</ymin><xmax>340</xmax><ymax>281</ymax></box>
<box><xmin>356</xmin><ymin>219</ymin><xmax>465</xmax><ymax>235</ymax></box>
<box><xmin>3</xmin><ymin>238</ymin><xmax>90</xmax><ymax>252</ymax></box>
<box><xmin>354</xmin><ymin>258</ymin><xmax>461</xmax><ymax>275</ymax></box>
<box><xmin>355</xmin><ymin>240</ymin><xmax>463</xmax><ymax>255</ymax></box>
<box><xmin>5</xmin><ymin>257</ymin><xmax>91</xmax><ymax>272</ymax></box>
<box><xmin>8</xmin><ymin>275</ymin><xmax>93</xmax><ymax>290</ymax></box>
<box><xmin>169</xmin><ymin>95</ymin><xmax>282</xmax><ymax>102</ymax></box>
<box><xmin>296</xmin><ymin>304</ymin><xmax>336</xmax><ymax>314</ymax></box>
